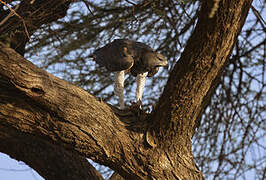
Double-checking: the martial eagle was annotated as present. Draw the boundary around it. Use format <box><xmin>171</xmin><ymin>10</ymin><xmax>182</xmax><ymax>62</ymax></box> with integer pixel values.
<box><xmin>91</xmin><ymin>39</ymin><xmax>168</xmax><ymax>109</ymax></box>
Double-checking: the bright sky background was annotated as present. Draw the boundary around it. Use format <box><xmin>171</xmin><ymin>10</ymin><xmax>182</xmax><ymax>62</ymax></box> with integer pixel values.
<box><xmin>0</xmin><ymin>153</ymin><xmax>43</xmax><ymax>180</ymax></box>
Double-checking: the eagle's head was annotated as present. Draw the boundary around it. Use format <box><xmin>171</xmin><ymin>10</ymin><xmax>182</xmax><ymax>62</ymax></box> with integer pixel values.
<box><xmin>130</xmin><ymin>50</ymin><xmax>168</xmax><ymax>77</ymax></box>
<box><xmin>142</xmin><ymin>51</ymin><xmax>168</xmax><ymax>77</ymax></box>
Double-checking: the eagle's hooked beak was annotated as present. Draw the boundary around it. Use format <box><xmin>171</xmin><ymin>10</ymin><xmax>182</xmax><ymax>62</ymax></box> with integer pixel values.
<box><xmin>163</xmin><ymin>60</ymin><xmax>169</xmax><ymax>70</ymax></box>
<box><xmin>157</xmin><ymin>53</ymin><xmax>168</xmax><ymax>70</ymax></box>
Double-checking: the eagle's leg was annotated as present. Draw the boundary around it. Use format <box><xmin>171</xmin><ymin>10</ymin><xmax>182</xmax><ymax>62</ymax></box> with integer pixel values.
<box><xmin>114</xmin><ymin>71</ymin><xmax>125</xmax><ymax>109</ymax></box>
<box><xmin>136</xmin><ymin>72</ymin><xmax>148</xmax><ymax>106</ymax></box>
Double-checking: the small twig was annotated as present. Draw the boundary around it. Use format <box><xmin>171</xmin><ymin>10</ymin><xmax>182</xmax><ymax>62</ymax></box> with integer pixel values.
<box><xmin>83</xmin><ymin>0</ymin><xmax>94</xmax><ymax>16</ymax></box>
<box><xmin>125</xmin><ymin>0</ymin><xmax>136</xmax><ymax>6</ymax></box>
<box><xmin>0</xmin><ymin>4</ymin><xmax>19</xmax><ymax>26</ymax></box>
<box><xmin>251</xmin><ymin>5</ymin><xmax>266</xmax><ymax>28</ymax></box>
<box><xmin>22</xmin><ymin>20</ymin><xmax>30</xmax><ymax>39</ymax></box>
<box><xmin>0</xmin><ymin>0</ymin><xmax>30</xmax><ymax>39</ymax></box>
<box><xmin>0</xmin><ymin>0</ymin><xmax>23</xmax><ymax>21</ymax></box>
<box><xmin>82</xmin><ymin>0</ymin><xmax>102</xmax><ymax>25</ymax></box>
<box><xmin>180</xmin><ymin>2</ymin><xmax>192</xmax><ymax>20</ymax></box>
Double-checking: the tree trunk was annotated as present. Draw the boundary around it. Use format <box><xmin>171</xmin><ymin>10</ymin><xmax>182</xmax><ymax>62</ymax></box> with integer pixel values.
<box><xmin>0</xmin><ymin>0</ymin><xmax>252</xmax><ymax>179</ymax></box>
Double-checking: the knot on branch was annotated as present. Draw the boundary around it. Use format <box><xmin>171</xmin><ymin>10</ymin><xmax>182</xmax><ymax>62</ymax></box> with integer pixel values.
<box><xmin>30</xmin><ymin>86</ymin><xmax>45</xmax><ymax>96</ymax></box>
<box><xmin>108</xmin><ymin>103</ymin><xmax>159</xmax><ymax>148</ymax></box>
<box><xmin>145</xmin><ymin>127</ymin><xmax>158</xmax><ymax>148</ymax></box>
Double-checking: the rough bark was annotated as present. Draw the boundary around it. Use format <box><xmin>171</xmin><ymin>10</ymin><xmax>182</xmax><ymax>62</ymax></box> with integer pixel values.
<box><xmin>0</xmin><ymin>0</ymin><xmax>253</xmax><ymax>179</ymax></box>
<box><xmin>152</xmin><ymin>0</ymin><xmax>252</xmax><ymax>144</ymax></box>
<box><xmin>0</xmin><ymin>0</ymin><xmax>102</xmax><ymax>179</ymax></box>
<box><xmin>109</xmin><ymin>172</ymin><xmax>125</xmax><ymax>180</ymax></box>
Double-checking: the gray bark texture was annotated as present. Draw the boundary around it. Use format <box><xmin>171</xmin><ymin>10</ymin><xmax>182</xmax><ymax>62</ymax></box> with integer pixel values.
<box><xmin>0</xmin><ymin>0</ymin><xmax>253</xmax><ymax>179</ymax></box>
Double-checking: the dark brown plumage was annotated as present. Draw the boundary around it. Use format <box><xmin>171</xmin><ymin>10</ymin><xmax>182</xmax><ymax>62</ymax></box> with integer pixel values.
<box><xmin>91</xmin><ymin>39</ymin><xmax>168</xmax><ymax>109</ymax></box>
<box><xmin>92</xmin><ymin>39</ymin><xmax>168</xmax><ymax>76</ymax></box>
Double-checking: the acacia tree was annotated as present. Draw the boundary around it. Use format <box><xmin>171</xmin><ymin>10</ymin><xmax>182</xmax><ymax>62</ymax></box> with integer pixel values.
<box><xmin>0</xmin><ymin>0</ymin><xmax>264</xmax><ymax>179</ymax></box>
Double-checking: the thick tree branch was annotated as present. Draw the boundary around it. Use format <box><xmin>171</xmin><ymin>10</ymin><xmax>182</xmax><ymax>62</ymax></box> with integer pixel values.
<box><xmin>0</xmin><ymin>42</ymin><xmax>157</xmax><ymax>179</ymax></box>
<box><xmin>0</xmin><ymin>1</ymin><xmax>106</xmax><ymax>179</ymax></box>
<box><xmin>0</xmin><ymin>41</ymin><xmax>203</xmax><ymax>179</ymax></box>
<box><xmin>0</xmin><ymin>132</ymin><xmax>103</xmax><ymax>180</ymax></box>
<box><xmin>152</xmin><ymin>0</ymin><xmax>253</xmax><ymax>145</ymax></box>
<box><xmin>0</xmin><ymin>41</ymin><xmax>124</xmax><ymax>156</ymax></box>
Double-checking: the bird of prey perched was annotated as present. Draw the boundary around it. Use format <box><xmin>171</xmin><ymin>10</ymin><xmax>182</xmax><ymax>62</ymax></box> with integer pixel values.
<box><xmin>91</xmin><ymin>39</ymin><xmax>168</xmax><ymax>109</ymax></box>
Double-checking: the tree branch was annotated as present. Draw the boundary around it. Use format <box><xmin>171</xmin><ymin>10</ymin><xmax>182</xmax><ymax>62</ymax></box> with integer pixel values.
<box><xmin>152</xmin><ymin>0</ymin><xmax>253</xmax><ymax>146</ymax></box>
<box><xmin>0</xmin><ymin>131</ymin><xmax>103</xmax><ymax>180</ymax></box>
<box><xmin>0</xmin><ymin>40</ymin><xmax>202</xmax><ymax>179</ymax></box>
<box><xmin>0</xmin><ymin>42</ymin><xmax>154</xmax><ymax>179</ymax></box>
<box><xmin>0</xmin><ymin>41</ymin><xmax>122</xmax><ymax>155</ymax></box>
